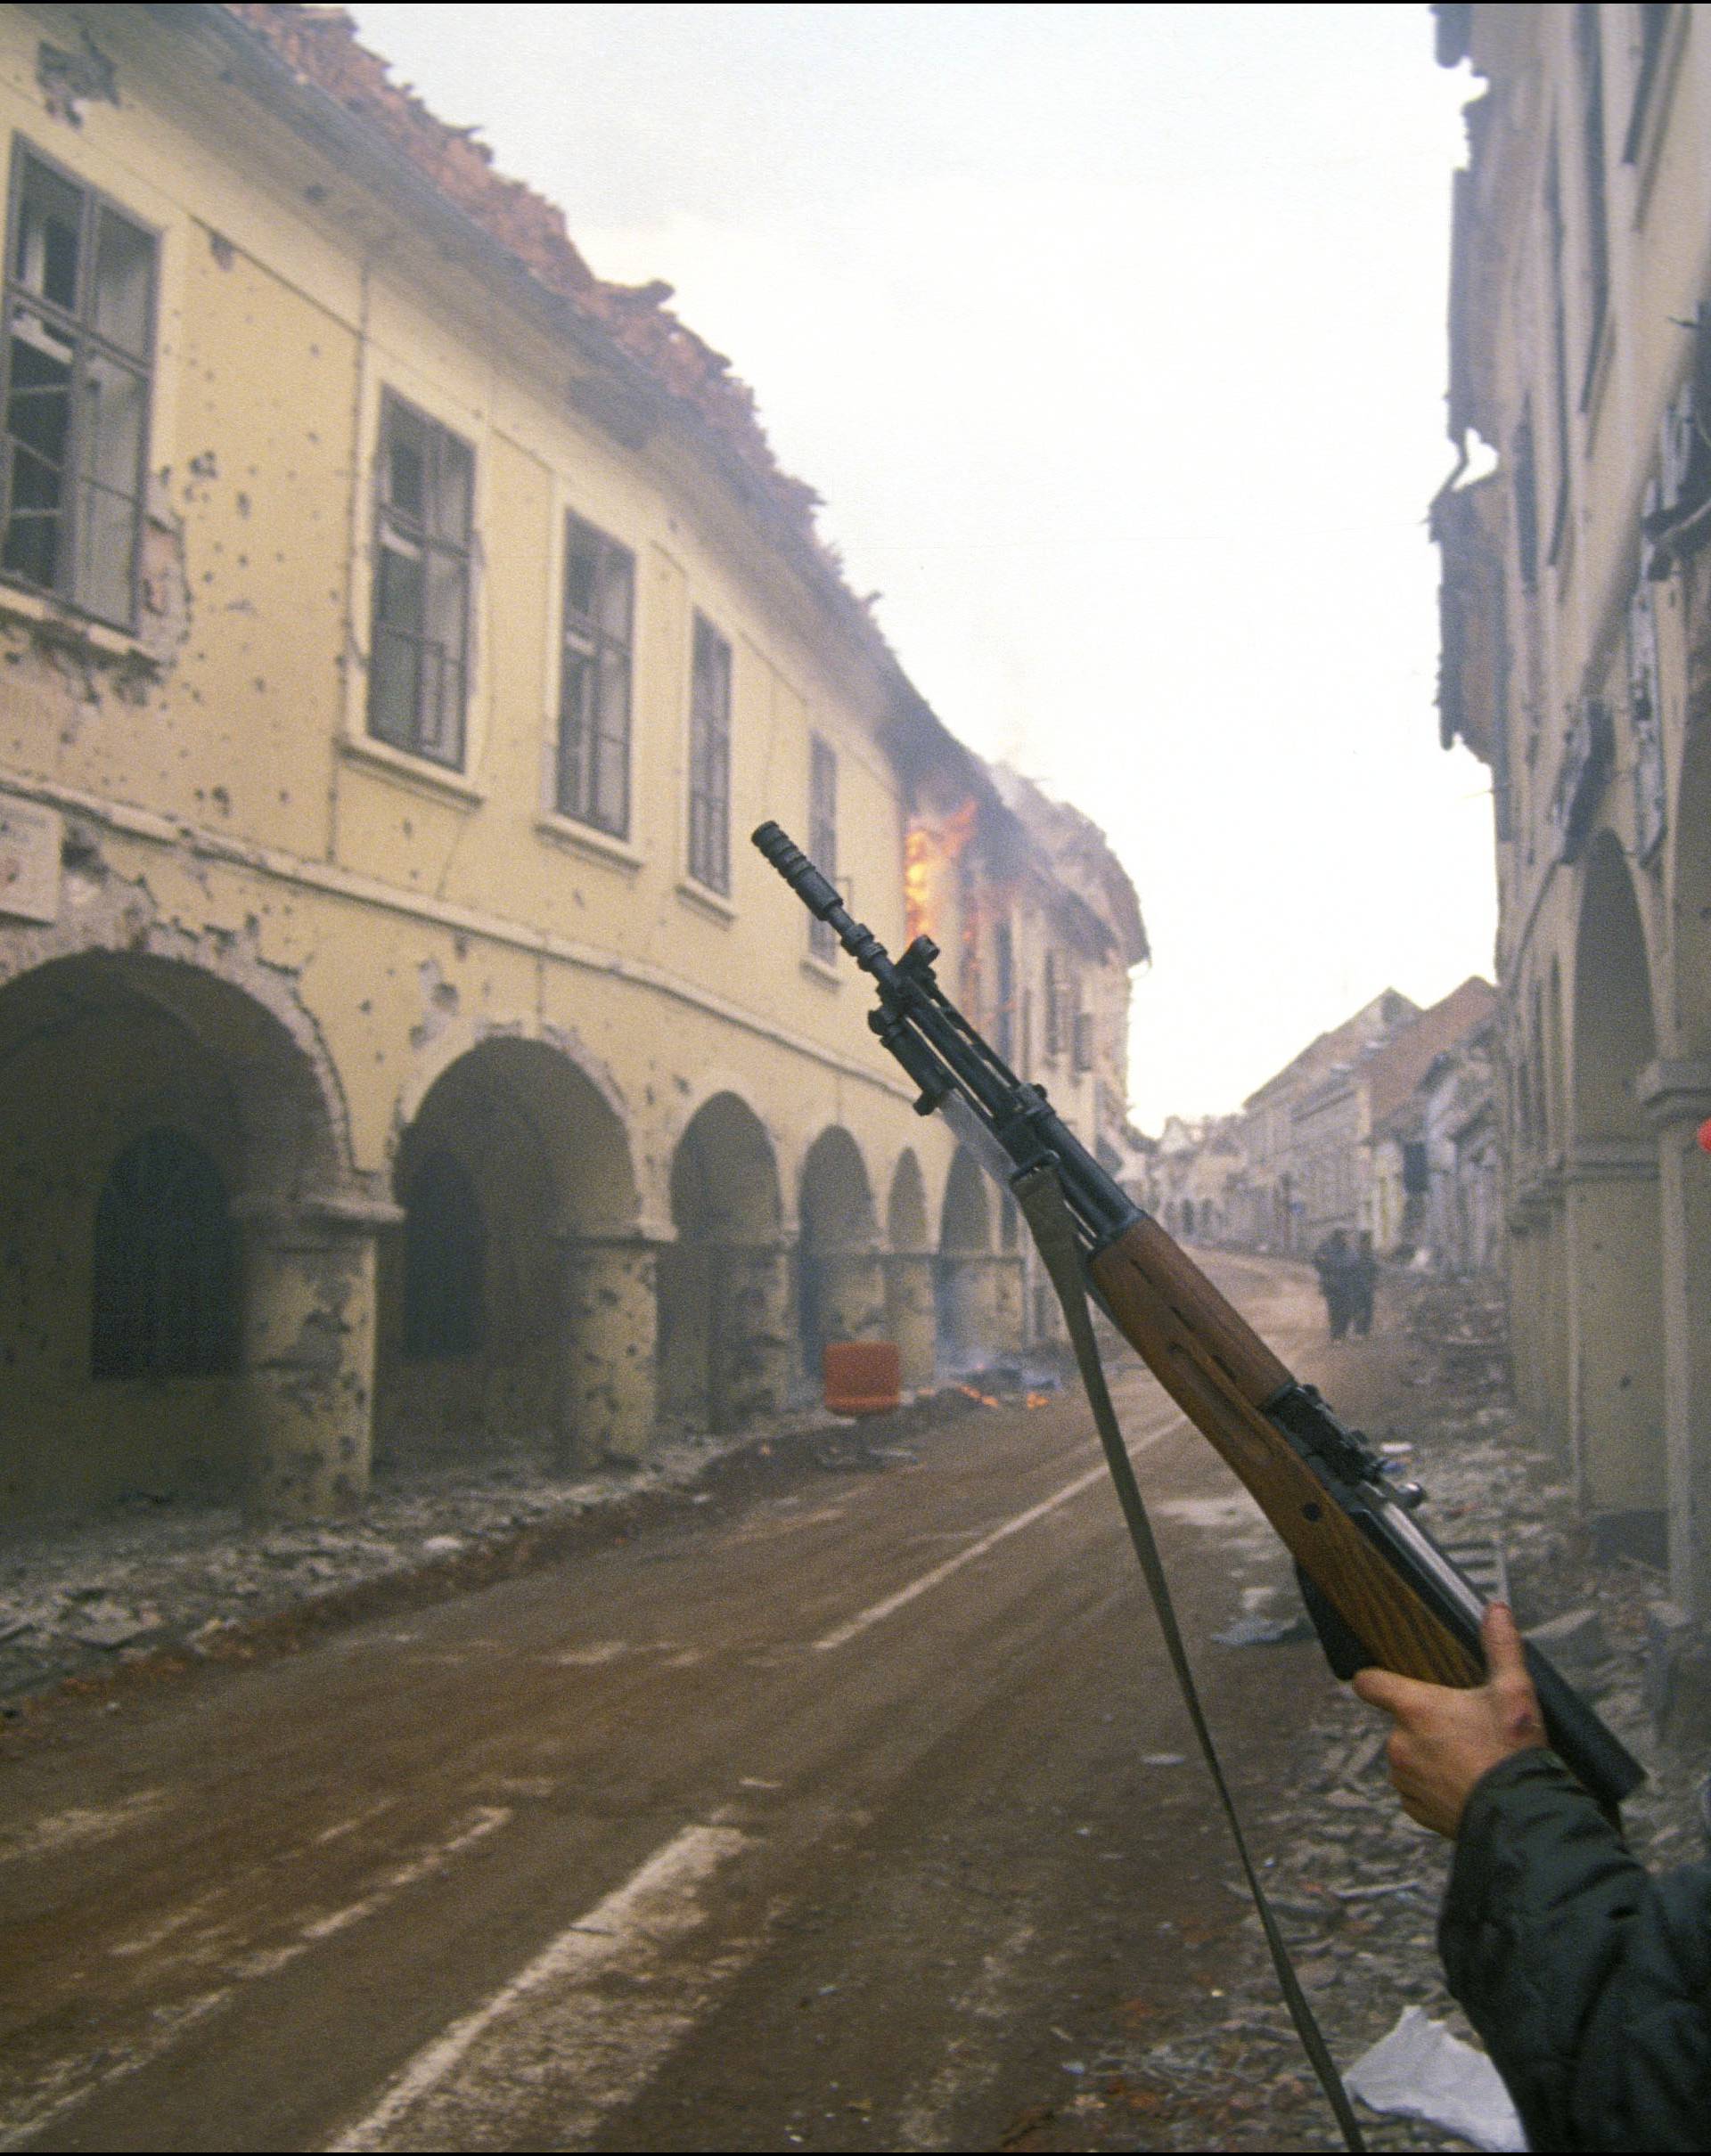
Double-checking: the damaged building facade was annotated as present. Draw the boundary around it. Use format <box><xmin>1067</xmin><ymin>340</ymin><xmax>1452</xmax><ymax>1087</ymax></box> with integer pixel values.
<box><xmin>0</xmin><ymin>4</ymin><xmax>1144</xmax><ymax>1519</ymax></box>
<box><xmin>1434</xmin><ymin>4</ymin><xmax>1711</xmax><ymax>1616</ymax></box>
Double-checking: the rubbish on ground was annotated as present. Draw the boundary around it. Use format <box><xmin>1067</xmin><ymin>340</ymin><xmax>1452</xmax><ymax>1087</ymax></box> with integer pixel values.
<box><xmin>1344</xmin><ymin>2005</ymin><xmax>1527</xmax><ymax>2152</ymax></box>
<box><xmin>1527</xmin><ymin>1605</ymin><xmax>1608</xmax><ymax>1670</ymax></box>
<box><xmin>1213</xmin><ymin>1611</ymin><xmax>1314</xmax><ymax>1648</ymax></box>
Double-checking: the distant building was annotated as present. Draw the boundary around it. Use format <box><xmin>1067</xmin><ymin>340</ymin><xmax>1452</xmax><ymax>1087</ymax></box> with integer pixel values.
<box><xmin>1226</xmin><ymin>991</ymin><xmax>1420</xmax><ymax>1253</ymax></box>
<box><xmin>1434</xmin><ymin>4</ymin><xmax>1711</xmax><ymax>1600</ymax></box>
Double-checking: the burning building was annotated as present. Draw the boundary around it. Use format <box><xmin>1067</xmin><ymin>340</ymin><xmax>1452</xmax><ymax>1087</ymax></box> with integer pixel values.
<box><xmin>0</xmin><ymin>4</ymin><xmax>1150</xmax><ymax>1521</ymax></box>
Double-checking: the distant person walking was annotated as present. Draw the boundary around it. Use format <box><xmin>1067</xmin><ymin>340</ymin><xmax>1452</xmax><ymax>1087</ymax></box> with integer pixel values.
<box><xmin>1312</xmin><ymin>1228</ymin><xmax>1354</xmax><ymax>1340</ymax></box>
<box><xmin>1349</xmin><ymin>1229</ymin><xmax>1378</xmax><ymax>1337</ymax></box>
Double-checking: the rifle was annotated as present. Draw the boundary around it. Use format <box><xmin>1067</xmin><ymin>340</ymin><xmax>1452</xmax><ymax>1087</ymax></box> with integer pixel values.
<box><xmin>753</xmin><ymin>820</ymin><xmax>1644</xmax><ymax>1814</ymax></box>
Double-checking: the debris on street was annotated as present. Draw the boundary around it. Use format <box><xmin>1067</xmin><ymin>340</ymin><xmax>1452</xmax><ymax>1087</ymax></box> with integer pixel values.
<box><xmin>0</xmin><ymin>1384</ymin><xmax>1005</xmax><ymax>1714</ymax></box>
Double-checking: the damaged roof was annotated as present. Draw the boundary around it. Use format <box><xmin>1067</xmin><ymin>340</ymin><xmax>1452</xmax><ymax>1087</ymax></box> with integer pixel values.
<box><xmin>218</xmin><ymin>4</ymin><xmax>826</xmax><ymax>550</ymax></box>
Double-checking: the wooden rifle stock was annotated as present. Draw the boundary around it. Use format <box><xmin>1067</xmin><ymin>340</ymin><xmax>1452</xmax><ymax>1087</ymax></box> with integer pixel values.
<box><xmin>1091</xmin><ymin>1217</ymin><xmax>1483</xmax><ymax>1688</ymax></box>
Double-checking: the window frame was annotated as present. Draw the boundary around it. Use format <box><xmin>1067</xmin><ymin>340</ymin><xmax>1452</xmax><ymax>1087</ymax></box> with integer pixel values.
<box><xmin>686</xmin><ymin>609</ymin><xmax>733</xmax><ymax>896</ymax></box>
<box><xmin>807</xmin><ymin>732</ymin><xmax>838</xmax><ymax>960</ymax></box>
<box><xmin>0</xmin><ymin>135</ymin><xmax>159</xmax><ymax>633</ymax></box>
<box><xmin>366</xmin><ymin>387</ymin><xmax>476</xmax><ymax>772</ymax></box>
<box><xmin>554</xmin><ymin>510</ymin><xmax>634</xmax><ymax>839</ymax></box>
<box><xmin>1573</xmin><ymin>5</ymin><xmax>1611</xmax><ymax>410</ymax></box>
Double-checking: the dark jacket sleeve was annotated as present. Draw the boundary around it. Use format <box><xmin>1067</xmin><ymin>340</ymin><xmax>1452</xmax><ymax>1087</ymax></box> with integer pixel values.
<box><xmin>1439</xmin><ymin>1750</ymin><xmax>1711</xmax><ymax>2152</ymax></box>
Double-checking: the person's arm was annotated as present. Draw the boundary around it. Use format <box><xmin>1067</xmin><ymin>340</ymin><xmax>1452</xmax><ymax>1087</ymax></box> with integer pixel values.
<box><xmin>1440</xmin><ymin>1752</ymin><xmax>1711</xmax><ymax>2152</ymax></box>
<box><xmin>1355</xmin><ymin>1605</ymin><xmax>1711</xmax><ymax>2152</ymax></box>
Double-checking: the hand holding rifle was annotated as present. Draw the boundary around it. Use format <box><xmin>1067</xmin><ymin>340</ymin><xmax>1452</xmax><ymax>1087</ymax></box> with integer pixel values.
<box><xmin>751</xmin><ymin>818</ymin><xmax>1641</xmax><ymax>1818</ymax></box>
<box><xmin>1354</xmin><ymin>1601</ymin><xmax>1548</xmax><ymax>1836</ymax></box>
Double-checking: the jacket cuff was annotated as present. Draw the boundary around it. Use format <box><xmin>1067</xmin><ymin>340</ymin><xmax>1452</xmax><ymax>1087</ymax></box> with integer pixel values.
<box><xmin>1444</xmin><ymin>1749</ymin><xmax>1607</xmax><ymax>1929</ymax></box>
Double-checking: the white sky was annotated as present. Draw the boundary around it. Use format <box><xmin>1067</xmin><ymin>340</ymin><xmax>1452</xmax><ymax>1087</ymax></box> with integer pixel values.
<box><xmin>347</xmin><ymin>2</ymin><xmax>1491</xmax><ymax>1131</ymax></box>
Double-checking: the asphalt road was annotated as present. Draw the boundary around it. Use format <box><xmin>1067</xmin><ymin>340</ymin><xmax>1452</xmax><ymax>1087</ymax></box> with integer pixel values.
<box><xmin>0</xmin><ymin>1254</ymin><xmax>1333</xmax><ymax>2153</ymax></box>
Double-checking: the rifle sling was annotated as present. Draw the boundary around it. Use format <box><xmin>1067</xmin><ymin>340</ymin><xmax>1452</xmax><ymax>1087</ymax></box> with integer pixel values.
<box><xmin>1013</xmin><ymin>1163</ymin><xmax>1366</xmax><ymax>2153</ymax></box>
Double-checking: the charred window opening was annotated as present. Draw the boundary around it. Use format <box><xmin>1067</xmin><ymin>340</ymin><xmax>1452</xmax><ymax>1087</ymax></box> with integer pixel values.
<box><xmin>808</xmin><ymin>735</ymin><xmax>838</xmax><ymax>960</ymax></box>
<box><xmin>368</xmin><ymin>391</ymin><xmax>474</xmax><ymax>768</ymax></box>
<box><xmin>1574</xmin><ymin>5</ymin><xmax>1610</xmax><ymax>404</ymax></box>
<box><xmin>557</xmin><ymin>513</ymin><xmax>633</xmax><ymax>837</ymax></box>
<box><xmin>91</xmin><ymin>1130</ymin><xmax>240</xmax><ymax>1379</ymax></box>
<box><xmin>1073</xmin><ymin>1006</ymin><xmax>1095</xmax><ymax>1076</ymax></box>
<box><xmin>401</xmin><ymin>1147</ymin><xmax>484</xmax><ymax>1360</ymax></box>
<box><xmin>1</xmin><ymin>141</ymin><xmax>155</xmax><ymax>627</ymax></box>
<box><xmin>1545</xmin><ymin>143</ymin><xmax>1573</xmax><ymax>564</ymax></box>
<box><xmin>688</xmin><ymin>611</ymin><xmax>732</xmax><ymax>894</ymax></box>
<box><xmin>1624</xmin><ymin>4</ymin><xmax>1674</xmax><ymax>163</ymax></box>
<box><xmin>1043</xmin><ymin>950</ymin><xmax>1062</xmax><ymax>1060</ymax></box>
<box><xmin>1512</xmin><ymin>405</ymin><xmax>1540</xmax><ymax>588</ymax></box>
<box><xmin>993</xmin><ymin>918</ymin><xmax>1015</xmax><ymax>1063</ymax></box>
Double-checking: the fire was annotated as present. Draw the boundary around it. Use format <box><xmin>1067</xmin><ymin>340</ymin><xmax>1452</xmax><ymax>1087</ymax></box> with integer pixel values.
<box><xmin>904</xmin><ymin>799</ymin><xmax>978</xmax><ymax>942</ymax></box>
<box><xmin>1024</xmin><ymin>1391</ymin><xmax>1053</xmax><ymax>1409</ymax></box>
<box><xmin>954</xmin><ymin>1382</ymin><xmax>1001</xmax><ymax>1408</ymax></box>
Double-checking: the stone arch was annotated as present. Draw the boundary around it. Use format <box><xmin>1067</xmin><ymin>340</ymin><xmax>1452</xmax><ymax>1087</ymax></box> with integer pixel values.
<box><xmin>659</xmin><ymin>1090</ymin><xmax>788</xmax><ymax>1433</ymax></box>
<box><xmin>376</xmin><ymin>1035</ymin><xmax>644</xmax><ymax>1468</ymax></box>
<box><xmin>885</xmin><ymin>1148</ymin><xmax>935</xmax><ymax>1388</ymax></box>
<box><xmin>797</xmin><ymin>1127</ymin><xmax>882</xmax><ymax>1388</ymax></box>
<box><xmin>1565</xmin><ymin>834</ymin><xmax>1665</xmax><ymax>1542</ymax></box>
<box><xmin>0</xmin><ymin>951</ymin><xmax>356</xmax><ymax>1515</ymax></box>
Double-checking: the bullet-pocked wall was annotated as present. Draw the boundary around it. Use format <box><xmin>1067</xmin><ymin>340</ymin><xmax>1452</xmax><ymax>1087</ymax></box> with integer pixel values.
<box><xmin>1437</xmin><ymin>5</ymin><xmax>1711</xmax><ymax>1609</ymax></box>
<box><xmin>0</xmin><ymin>4</ymin><xmax>1045</xmax><ymax>1518</ymax></box>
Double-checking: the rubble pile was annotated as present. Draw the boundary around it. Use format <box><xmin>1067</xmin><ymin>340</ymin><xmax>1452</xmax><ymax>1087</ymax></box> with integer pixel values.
<box><xmin>1015</xmin><ymin>1269</ymin><xmax>1707</xmax><ymax>2153</ymax></box>
<box><xmin>0</xmin><ymin>1391</ymin><xmax>976</xmax><ymax>1712</ymax></box>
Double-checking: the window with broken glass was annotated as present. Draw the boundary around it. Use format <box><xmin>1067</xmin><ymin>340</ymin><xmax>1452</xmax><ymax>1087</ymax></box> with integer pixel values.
<box><xmin>367</xmin><ymin>391</ymin><xmax>474</xmax><ymax>768</ymax></box>
<box><xmin>687</xmin><ymin>611</ymin><xmax>732</xmax><ymax>894</ymax></box>
<box><xmin>1628</xmin><ymin>568</ymin><xmax>1666</xmax><ymax>862</ymax></box>
<box><xmin>1</xmin><ymin>142</ymin><xmax>156</xmax><ymax>628</ymax></box>
<box><xmin>556</xmin><ymin>514</ymin><xmax>633</xmax><ymax>836</ymax></box>
<box><xmin>1573</xmin><ymin>4</ymin><xmax>1611</xmax><ymax>404</ymax></box>
<box><xmin>808</xmin><ymin>734</ymin><xmax>838</xmax><ymax>960</ymax></box>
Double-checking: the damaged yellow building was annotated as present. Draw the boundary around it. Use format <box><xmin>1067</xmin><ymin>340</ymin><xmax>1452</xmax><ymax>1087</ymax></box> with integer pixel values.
<box><xmin>0</xmin><ymin>4</ymin><xmax>1145</xmax><ymax>1519</ymax></box>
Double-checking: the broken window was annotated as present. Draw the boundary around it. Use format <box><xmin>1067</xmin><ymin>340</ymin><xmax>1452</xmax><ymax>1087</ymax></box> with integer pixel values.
<box><xmin>1623</xmin><ymin>4</ymin><xmax>1674</xmax><ymax>164</ymax></box>
<box><xmin>1</xmin><ymin>142</ymin><xmax>155</xmax><ymax>627</ymax></box>
<box><xmin>556</xmin><ymin>513</ymin><xmax>633</xmax><ymax>836</ymax></box>
<box><xmin>368</xmin><ymin>391</ymin><xmax>474</xmax><ymax>768</ymax></box>
<box><xmin>1545</xmin><ymin>142</ymin><xmax>1574</xmax><ymax>563</ymax></box>
<box><xmin>993</xmin><ymin>917</ymin><xmax>1015</xmax><ymax>1063</ymax></box>
<box><xmin>1043</xmin><ymin>951</ymin><xmax>1062</xmax><ymax>1059</ymax></box>
<box><xmin>91</xmin><ymin>1131</ymin><xmax>240</xmax><ymax>1379</ymax></box>
<box><xmin>1574</xmin><ymin>5</ymin><xmax>1611</xmax><ymax>403</ymax></box>
<box><xmin>687</xmin><ymin>611</ymin><xmax>732</xmax><ymax>894</ymax></box>
<box><xmin>1512</xmin><ymin>404</ymin><xmax>1540</xmax><ymax>588</ymax></box>
<box><xmin>1628</xmin><ymin>570</ymin><xmax>1666</xmax><ymax>862</ymax></box>
<box><xmin>401</xmin><ymin>1147</ymin><xmax>484</xmax><ymax>1360</ymax></box>
<box><xmin>808</xmin><ymin>734</ymin><xmax>838</xmax><ymax>960</ymax></box>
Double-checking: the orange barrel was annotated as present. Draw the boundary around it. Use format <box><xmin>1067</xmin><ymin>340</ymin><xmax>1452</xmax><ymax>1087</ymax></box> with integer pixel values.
<box><xmin>823</xmin><ymin>1339</ymin><xmax>901</xmax><ymax>1417</ymax></box>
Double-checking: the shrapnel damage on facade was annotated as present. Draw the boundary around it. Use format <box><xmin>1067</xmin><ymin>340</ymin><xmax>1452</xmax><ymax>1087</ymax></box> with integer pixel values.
<box><xmin>0</xmin><ymin>4</ymin><xmax>1145</xmax><ymax>1521</ymax></box>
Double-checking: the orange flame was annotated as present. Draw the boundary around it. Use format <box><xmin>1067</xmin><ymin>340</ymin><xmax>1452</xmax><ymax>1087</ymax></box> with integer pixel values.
<box><xmin>954</xmin><ymin>1382</ymin><xmax>1001</xmax><ymax>1408</ymax></box>
<box><xmin>904</xmin><ymin>800</ymin><xmax>978</xmax><ymax>942</ymax></box>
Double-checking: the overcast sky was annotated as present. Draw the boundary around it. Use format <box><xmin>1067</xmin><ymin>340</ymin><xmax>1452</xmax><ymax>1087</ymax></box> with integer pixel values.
<box><xmin>348</xmin><ymin>3</ymin><xmax>1488</xmax><ymax>1131</ymax></box>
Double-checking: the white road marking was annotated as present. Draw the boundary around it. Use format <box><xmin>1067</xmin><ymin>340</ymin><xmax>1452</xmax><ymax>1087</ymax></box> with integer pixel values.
<box><xmin>551</xmin><ymin>1641</ymin><xmax>629</xmax><ymax>1666</ymax></box>
<box><xmin>811</xmin><ymin>1407</ymin><xmax>1184</xmax><ymax>1653</ymax></box>
<box><xmin>0</xmin><ymin>1789</ymin><xmax>168</xmax><ymax>1866</ymax></box>
<box><xmin>297</xmin><ymin>1807</ymin><xmax>510</xmax><ymax>1941</ymax></box>
<box><xmin>325</xmin><ymin>1820</ymin><xmax>753</xmax><ymax>2152</ymax></box>
<box><xmin>894</xmin><ymin>1915</ymin><xmax>1040</xmax><ymax>2146</ymax></box>
<box><xmin>0</xmin><ymin>1808</ymin><xmax>513</xmax><ymax>2149</ymax></box>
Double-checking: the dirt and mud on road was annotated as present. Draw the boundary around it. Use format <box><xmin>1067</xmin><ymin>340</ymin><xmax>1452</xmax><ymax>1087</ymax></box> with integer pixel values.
<box><xmin>0</xmin><ymin>1254</ymin><xmax>1701</xmax><ymax>2153</ymax></box>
